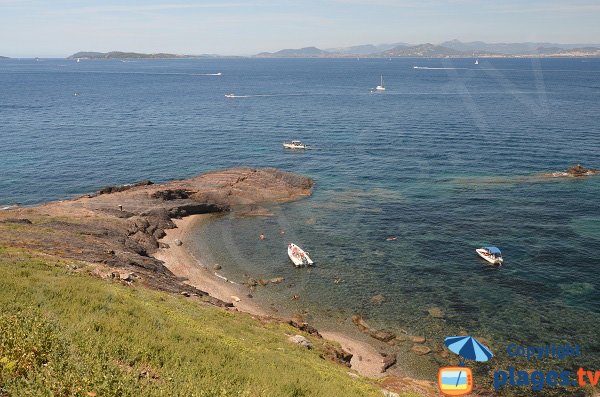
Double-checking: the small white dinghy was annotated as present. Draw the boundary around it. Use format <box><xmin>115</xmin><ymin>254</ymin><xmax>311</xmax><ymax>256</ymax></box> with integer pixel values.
<box><xmin>288</xmin><ymin>243</ymin><xmax>314</xmax><ymax>267</ymax></box>
<box><xmin>283</xmin><ymin>140</ymin><xmax>307</xmax><ymax>150</ymax></box>
<box><xmin>476</xmin><ymin>246</ymin><xmax>503</xmax><ymax>265</ymax></box>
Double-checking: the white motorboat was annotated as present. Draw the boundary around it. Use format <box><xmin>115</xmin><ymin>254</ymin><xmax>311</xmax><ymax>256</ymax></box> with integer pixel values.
<box><xmin>224</xmin><ymin>93</ymin><xmax>236</xmax><ymax>98</ymax></box>
<box><xmin>288</xmin><ymin>243</ymin><xmax>313</xmax><ymax>267</ymax></box>
<box><xmin>476</xmin><ymin>246</ymin><xmax>503</xmax><ymax>265</ymax></box>
<box><xmin>283</xmin><ymin>140</ymin><xmax>307</xmax><ymax>150</ymax></box>
<box><xmin>375</xmin><ymin>75</ymin><xmax>386</xmax><ymax>91</ymax></box>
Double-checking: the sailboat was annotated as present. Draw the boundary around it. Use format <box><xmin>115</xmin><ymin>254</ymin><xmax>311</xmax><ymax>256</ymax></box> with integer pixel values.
<box><xmin>475</xmin><ymin>59</ymin><xmax>479</xmax><ymax>65</ymax></box>
<box><xmin>375</xmin><ymin>75</ymin><xmax>386</xmax><ymax>91</ymax></box>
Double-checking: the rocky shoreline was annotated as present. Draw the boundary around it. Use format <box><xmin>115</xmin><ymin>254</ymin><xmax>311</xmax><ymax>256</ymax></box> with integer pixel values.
<box><xmin>0</xmin><ymin>168</ymin><xmax>312</xmax><ymax>298</ymax></box>
<box><xmin>0</xmin><ymin>167</ymin><xmax>442</xmax><ymax>396</ymax></box>
<box><xmin>543</xmin><ymin>164</ymin><xmax>599</xmax><ymax>178</ymax></box>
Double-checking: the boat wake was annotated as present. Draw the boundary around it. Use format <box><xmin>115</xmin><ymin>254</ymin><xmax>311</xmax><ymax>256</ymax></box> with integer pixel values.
<box><xmin>413</xmin><ymin>66</ymin><xmax>468</xmax><ymax>70</ymax></box>
<box><xmin>65</xmin><ymin>71</ymin><xmax>223</xmax><ymax>77</ymax></box>
<box><xmin>225</xmin><ymin>93</ymin><xmax>310</xmax><ymax>99</ymax></box>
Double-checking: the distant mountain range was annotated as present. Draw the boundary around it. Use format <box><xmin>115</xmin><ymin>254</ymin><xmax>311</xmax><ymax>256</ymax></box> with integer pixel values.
<box><xmin>325</xmin><ymin>43</ymin><xmax>409</xmax><ymax>55</ymax></box>
<box><xmin>0</xmin><ymin>56</ymin><xmax>9</xmax><ymax>59</ymax></box>
<box><xmin>67</xmin><ymin>51</ymin><xmax>218</xmax><ymax>60</ymax></box>
<box><xmin>255</xmin><ymin>40</ymin><xmax>600</xmax><ymax>58</ymax></box>
<box><xmin>439</xmin><ymin>39</ymin><xmax>600</xmax><ymax>55</ymax></box>
<box><xmin>66</xmin><ymin>40</ymin><xmax>600</xmax><ymax>60</ymax></box>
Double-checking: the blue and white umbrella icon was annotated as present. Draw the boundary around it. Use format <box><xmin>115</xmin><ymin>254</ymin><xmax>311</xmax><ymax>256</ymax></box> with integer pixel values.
<box><xmin>444</xmin><ymin>336</ymin><xmax>493</xmax><ymax>363</ymax></box>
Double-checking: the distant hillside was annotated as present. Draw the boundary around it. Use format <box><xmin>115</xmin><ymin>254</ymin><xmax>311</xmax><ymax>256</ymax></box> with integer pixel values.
<box><xmin>67</xmin><ymin>51</ymin><xmax>200</xmax><ymax>59</ymax></box>
<box><xmin>543</xmin><ymin>47</ymin><xmax>600</xmax><ymax>57</ymax></box>
<box><xmin>440</xmin><ymin>39</ymin><xmax>600</xmax><ymax>55</ymax></box>
<box><xmin>325</xmin><ymin>43</ymin><xmax>409</xmax><ymax>55</ymax></box>
<box><xmin>379</xmin><ymin>43</ymin><xmax>470</xmax><ymax>57</ymax></box>
<box><xmin>0</xmin><ymin>56</ymin><xmax>9</xmax><ymax>59</ymax></box>
<box><xmin>256</xmin><ymin>46</ymin><xmax>332</xmax><ymax>58</ymax></box>
<box><xmin>69</xmin><ymin>40</ymin><xmax>600</xmax><ymax>60</ymax></box>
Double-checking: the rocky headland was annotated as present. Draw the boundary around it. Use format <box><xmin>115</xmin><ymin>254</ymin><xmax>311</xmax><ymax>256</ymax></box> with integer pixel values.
<box><xmin>0</xmin><ymin>168</ymin><xmax>312</xmax><ymax>298</ymax></box>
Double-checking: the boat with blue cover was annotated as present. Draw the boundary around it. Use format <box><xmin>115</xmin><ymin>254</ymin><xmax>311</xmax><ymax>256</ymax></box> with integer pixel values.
<box><xmin>476</xmin><ymin>246</ymin><xmax>503</xmax><ymax>265</ymax></box>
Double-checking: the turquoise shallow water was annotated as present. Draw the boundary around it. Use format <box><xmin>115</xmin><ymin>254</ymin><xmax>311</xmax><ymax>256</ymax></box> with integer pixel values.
<box><xmin>1</xmin><ymin>57</ymin><xmax>599</xmax><ymax>367</ymax></box>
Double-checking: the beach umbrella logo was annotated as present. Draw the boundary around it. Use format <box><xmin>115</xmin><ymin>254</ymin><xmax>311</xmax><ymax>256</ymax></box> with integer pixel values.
<box><xmin>444</xmin><ymin>336</ymin><xmax>493</xmax><ymax>364</ymax></box>
<box><xmin>438</xmin><ymin>336</ymin><xmax>493</xmax><ymax>396</ymax></box>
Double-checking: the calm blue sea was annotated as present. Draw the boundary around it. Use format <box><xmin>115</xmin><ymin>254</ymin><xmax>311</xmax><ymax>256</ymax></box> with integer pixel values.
<box><xmin>1</xmin><ymin>57</ymin><xmax>599</xmax><ymax>367</ymax></box>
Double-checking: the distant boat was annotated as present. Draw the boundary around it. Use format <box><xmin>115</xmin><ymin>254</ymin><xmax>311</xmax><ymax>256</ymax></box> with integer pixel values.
<box><xmin>76</xmin><ymin>58</ymin><xmax>80</xmax><ymax>63</ymax></box>
<box><xmin>224</xmin><ymin>93</ymin><xmax>236</xmax><ymax>98</ymax></box>
<box><xmin>475</xmin><ymin>59</ymin><xmax>479</xmax><ymax>65</ymax></box>
<box><xmin>476</xmin><ymin>246</ymin><xmax>503</xmax><ymax>265</ymax></box>
<box><xmin>283</xmin><ymin>140</ymin><xmax>307</xmax><ymax>149</ymax></box>
<box><xmin>375</xmin><ymin>75</ymin><xmax>386</xmax><ymax>91</ymax></box>
<box><xmin>288</xmin><ymin>243</ymin><xmax>313</xmax><ymax>267</ymax></box>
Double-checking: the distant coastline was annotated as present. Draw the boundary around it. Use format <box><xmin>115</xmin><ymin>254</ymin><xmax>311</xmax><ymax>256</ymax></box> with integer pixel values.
<box><xmin>66</xmin><ymin>40</ymin><xmax>600</xmax><ymax>60</ymax></box>
<box><xmin>67</xmin><ymin>51</ymin><xmax>229</xmax><ymax>60</ymax></box>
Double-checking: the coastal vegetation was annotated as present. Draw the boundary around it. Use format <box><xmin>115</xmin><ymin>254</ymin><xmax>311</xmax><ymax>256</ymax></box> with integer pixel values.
<box><xmin>0</xmin><ymin>247</ymin><xmax>394</xmax><ymax>396</ymax></box>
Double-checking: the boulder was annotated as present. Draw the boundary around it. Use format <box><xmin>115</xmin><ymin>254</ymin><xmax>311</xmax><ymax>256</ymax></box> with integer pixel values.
<box><xmin>427</xmin><ymin>307</ymin><xmax>445</xmax><ymax>319</ymax></box>
<box><xmin>411</xmin><ymin>336</ymin><xmax>426</xmax><ymax>344</ymax></box>
<box><xmin>288</xmin><ymin>335</ymin><xmax>313</xmax><ymax>349</ymax></box>
<box><xmin>174</xmin><ymin>239</ymin><xmax>183</xmax><ymax>246</ymax></box>
<box><xmin>151</xmin><ymin>189</ymin><xmax>193</xmax><ymax>201</ymax></box>
<box><xmin>152</xmin><ymin>228</ymin><xmax>166</xmax><ymax>240</ymax></box>
<box><xmin>127</xmin><ymin>217</ymin><xmax>150</xmax><ymax>235</ymax></box>
<box><xmin>270</xmin><ymin>277</ymin><xmax>284</xmax><ymax>284</ymax></box>
<box><xmin>321</xmin><ymin>344</ymin><xmax>353</xmax><ymax>367</ymax></box>
<box><xmin>288</xmin><ymin>320</ymin><xmax>321</xmax><ymax>337</ymax></box>
<box><xmin>120</xmin><ymin>272</ymin><xmax>135</xmax><ymax>282</ymax></box>
<box><xmin>411</xmin><ymin>345</ymin><xmax>432</xmax><ymax>355</ymax></box>
<box><xmin>566</xmin><ymin>164</ymin><xmax>599</xmax><ymax>177</ymax></box>
<box><xmin>371</xmin><ymin>330</ymin><xmax>396</xmax><ymax>343</ymax></box>
<box><xmin>141</xmin><ymin>208</ymin><xmax>176</xmax><ymax>229</ymax></box>
<box><xmin>381</xmin><ymin>353</ymin><xmax>396</xmax><ymax>372</ymax></box>
<box><xmin>213</xmin><ymin>264</ymin><xmax>222</xmax><ymax>270</ymax></box>
<box><xmin>351</xmin><ymin>315</ymin><xmax>371</xmax><ymax>332</ymax></box>
<box><xmin>130</xmin><ymin>231</ymin><xmax>158</xmax><ymax>253</ymax></box>
<box><xmin>370</xmin><ymin>294</ymin><xmax>385</xmax><ymax>305</ymax></box>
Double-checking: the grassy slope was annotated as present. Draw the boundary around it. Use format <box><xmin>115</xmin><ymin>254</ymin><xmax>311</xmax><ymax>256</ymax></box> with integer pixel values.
<box><xmin>0</xmin><ymin>247</ymin><xmax>415</xmax><ymax>397</ymax></box>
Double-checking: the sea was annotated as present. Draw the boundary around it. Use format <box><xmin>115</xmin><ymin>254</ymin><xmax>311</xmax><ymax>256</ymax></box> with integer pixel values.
<box><xmin>1</xmin><ymin>57</ymin><xmax>599</xmax><ymax>371</ymax></box>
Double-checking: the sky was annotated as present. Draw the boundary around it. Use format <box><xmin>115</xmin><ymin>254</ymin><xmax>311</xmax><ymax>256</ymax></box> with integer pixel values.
<box><xmin>1</xmin><ymin>0</ymin><xmax>599</xmax><ymax>57</ymax></box>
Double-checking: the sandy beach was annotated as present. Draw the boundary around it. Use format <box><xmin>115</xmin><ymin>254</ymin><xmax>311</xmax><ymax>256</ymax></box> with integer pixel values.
<box><xmin>153</xmin><ymin>214</ymin><xmax>391</xmax><ymax>378</ymax></box>
<box><xmin>153</xmin><ymin>214</ymin><xmax>268</xmax><ymax>316</ymax></box>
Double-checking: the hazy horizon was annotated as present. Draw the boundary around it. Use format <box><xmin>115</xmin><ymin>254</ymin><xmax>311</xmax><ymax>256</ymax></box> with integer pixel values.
<box><xmin>1</xmin><ymin>0</ymin><xmax>599</xmax><ymax>57</ymax></box>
